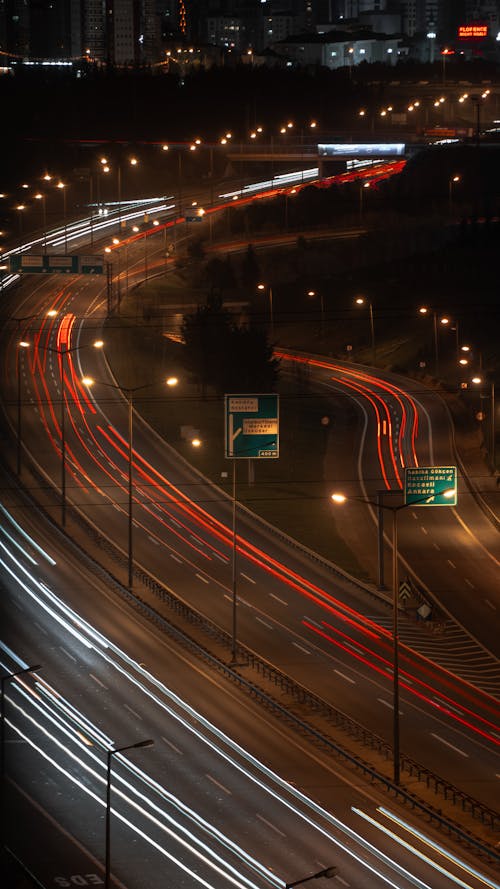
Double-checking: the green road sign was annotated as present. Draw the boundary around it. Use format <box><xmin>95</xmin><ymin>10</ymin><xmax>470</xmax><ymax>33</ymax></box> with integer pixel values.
<box><xmin>225</xmin><ymin>394</ymin><xmax>279</xmax><ymax>459</ymax></box>
<box><xmin>404</xmin><ymin>466</ymin><xmax>457</xmax><ymax>506</ymax></box>
<box><xmin>10</xmin><ymin>254</ymin><xmax>104</xmax><ymax>274</ymax></box>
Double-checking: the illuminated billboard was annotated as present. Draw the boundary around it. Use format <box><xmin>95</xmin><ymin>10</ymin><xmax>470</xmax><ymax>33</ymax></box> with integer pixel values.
<box><xmin>458</xmin><ymin>24</ymin><xmax>488</xmax><ymax>39</ymax></box>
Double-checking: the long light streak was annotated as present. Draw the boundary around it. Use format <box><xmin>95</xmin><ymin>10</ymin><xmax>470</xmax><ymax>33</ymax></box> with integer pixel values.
<box><xmin>2</xmin><ymin>539</ymin><xmax>498</xmax><ymax>887</ymax></box>
<box><xmin>353</xmin><ymin>808</ymin><xmax>500</xmax><ymax>889</ymax></box>
<box><xmin>0</xmin><ymin>503</ymin><xmax>56</xmax><ymax>565</ymax></box>
<box><xmin>378</xmin><ymin>808</ymin><xmax>500</xmax><ymax>889</ymax></box>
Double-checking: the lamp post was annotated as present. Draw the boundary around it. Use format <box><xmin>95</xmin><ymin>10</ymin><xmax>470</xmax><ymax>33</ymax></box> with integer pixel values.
<box><xmin>448</xmin><ymin>174</ymin><xmax>460</xmax><ymax>216</ymax></box>
<box><xmin>472</xmin><ymin>375</ymin><xmax>496</xmax><ymax>471</ymax></box>
<box><xmin>83</xmin><ymin>375</ymin><xmax>178</xmax><ymax>589</ymax></box>
<box><xmin>307</xmin><ymin>289</ymin><xmax>325</xmax><ymax>338</ymax></box>
<box><xmin>355</xmin><ymin>296</ymin><xmax>376</xmax><ymax>365</ymax></box>
<box><xmin>418</xmin><ymin>306</ymin><xmax>439</xmax><ymax>377</ymax></box>
<box><xmin>1</xmin><ymin>664</ymin><xmax>42</xmax><ymax>837</ymax></box>
<box><xmin>257</xmin><ymin>283</ymin><xmax>274</xmax><ymax>341</ymax></box>
<box><xmin>57</xmin><ymin>181</ymin><xmax>68</xmax><ymax>254</ymax></box>
<box><xmin>105</xmin><ymin>739</ymin><xmax>154</xmax><ymax>889</ymax></box>
<box><xmin>15</xmin><ymin>204</ymin><xmax>26</xmax><ymax>237</ymax></box>
<box><xmin>359</xmin><ymin>180</ymin><xmax>370</xmax><ymax>225</ymax></box>
<box><xmin>285</xmin><ymin>866</ymin><xmax>337</xmax><ymax>889</ymax></box>
<box><xmin>331</xmin><ymin>486</ymin><xmax>456</xmax><ymax>785</ymax></box>
<box><xmin>16</xmin><ymin>340</ymin><xmax>30</xmax><ymax>476</ymax></box>
<box><xmin>43</xmin><ymin>339</ymin><xmax>104</xmax><ymax>526</ymax></box>
<box><xmin>33</xmin><ymin>192</ymin><xmax>47</xmax><ymax>249</ymax></box>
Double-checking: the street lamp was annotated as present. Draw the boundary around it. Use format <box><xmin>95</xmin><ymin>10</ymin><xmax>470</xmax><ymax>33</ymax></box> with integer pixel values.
<box><xmin>56</xmin><ymin>181</ymin><xmax>68</xmax><ymax>254</ymax></box>
<box><xmin>355</xmin><ymin>296</ymin><xmax>376</xmax><ymax>365</ymax></box>
<box><xmin>331</xmin><ymin>487</ymin><xmax>455</xmax><ymax>785</ymax></box>
<box><xmin>41</xmin><ymin>339</ymin><xmax>104</xmax><ymax>525</ymax></box>
<box><xmin>418</xmin><ymin>306</ymin><xmax>439</xmax><ymax>377</ymax></box>
<box><xmin>82</xmin><ymin>375</ymin><xmax>179</xmax><ymax>589</ymax></box>
<box><xmin>359</xmin><ymin>180</ymin><xmax>370</xmax><ymax>224</ymax></box>
<box><xmin>448</xmin><ymin>174</ymin><xmax>460</xmax><ymax>216</ymax></box>
<box><xmin>1</xmin><ymin>664</ymin><xmax>42</xmax><ymax>835</ymax></box>
<box><xmin>472</xmin><ymin>375</ymin><xmax>496</xmax><ymax>470</ymax></box>
<box><xmin>105</xmin><ymin>739</ymin><xmax>154</xmax><ymax>889</ymax></box>
<box><xmin>16</xmin><ymin>339</ymin><xmax>31</xmax><ymax>476</ymax></box>
<box><xmin>33</xmin><ymin>192</ymin><xmax>47</xmax><ymax>249</ymax></box>
<box><xmin>15</xmin><ymin>204</ymin><xmax>26</xmax><ymax>236</ymax></box>
<box><xmin>257</xmin><ymin>283</ymin><xmax>274</xmax><ymax>341</ymax></box>
<box><xmin>285</xmin><ymin>866</ymin><xmax>337</xmax><ymax>889</ymax></box>
<box><xmin>307</xmin><ymin>290</ymin><xmax>325</xmax><ymax>338</ymax></box>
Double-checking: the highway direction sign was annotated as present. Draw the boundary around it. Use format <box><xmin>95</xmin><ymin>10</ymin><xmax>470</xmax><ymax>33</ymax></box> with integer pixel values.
<box><xmin>10</xmin><ymin>254</ymin><xmax>104</xmax><ymax>274</ymax></box>
<box><xmin>404</xmin><ymin>466</ymin><xmax>457</xmax><ymax>506</ymax></box>
<box><xmin>225</xmin><ymin>394</ymin><xmax>279</xmax><ymax>459</ymax></box>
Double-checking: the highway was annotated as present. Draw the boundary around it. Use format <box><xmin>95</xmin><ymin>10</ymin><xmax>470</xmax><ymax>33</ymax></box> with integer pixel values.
<box><xmin>1</xmin><ymin>496</ymin><xmax>499</xmax><ymax>889</ymax></box>
<box><xmin>1</xmin><ymin>168</ymin><xmax>499</xmax><ymax>883</ymax></box>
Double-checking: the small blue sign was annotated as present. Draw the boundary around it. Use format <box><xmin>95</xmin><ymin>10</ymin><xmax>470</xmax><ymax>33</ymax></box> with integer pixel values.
<box><xmin>225</xmin><ymin>394</ymin><xmax>279</xmax><ymax>459</ymax></box>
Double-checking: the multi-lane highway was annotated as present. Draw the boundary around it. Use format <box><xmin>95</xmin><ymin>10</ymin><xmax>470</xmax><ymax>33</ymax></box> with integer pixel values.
<box><xmin>1</xmin><ymin>493</ymin><xmax>499</xmax><ymax>889</ymax></box>
<box><xmin>1</xmin><ymin>168</ymin><xmax>499</xmax><ymax>885</ymax></box>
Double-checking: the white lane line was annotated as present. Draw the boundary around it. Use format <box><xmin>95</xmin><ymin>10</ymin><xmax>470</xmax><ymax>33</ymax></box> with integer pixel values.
<box><xmin>377</xmin><ymin>698</ymin><xmax>403</xmax><ymax>714</ymax></box>
<box><xmin>89</xmin><ymin>673</ymin><xmax>107</xmax><ymax>689</ymax></box>
<box><xmin>256</xmin><ymin>814</ymin><xmax>286</xmax><ymax>837</ymax></box>
<box><xmin>241</xmin><ymin>573</ymin><xmax>256</xmax><ymax>584</ymax></box>
<box><xmin>147</xmin><ymin>536</ymin><xmax>160</xmax><ymax>546</ymax></box>
<box><xmin>206</xmin><ymin>774</ymin><xmax>231</xmax><ymax>795</ymax></box>
<box><xmin>59</xmin><ymin>646</ymin><xmax>76</xmax><ymax>662</ymax></box>
<box><xmin>420</xmin><ymin>526</ymin><xmax>428</xmax><ymax>535</ymax></box>
<box><xmin>334</xmin><ymin>876</ymin><xmax>350</xmax><ymax>886</ymax></box>
<box><xmin>430</xmin><ymin>733</ymin><xmax>468</xmax><ymax>757</ymax></box>
<box><xmin>432</xmin><ymin>697</ymin><xmax>463</xmax><ymax>715</ymax></box>
<box><xmin>33</xmin><ymin>621</ymin><xmax>48</xmax><ymax>636</ymax></box>
<box><xmin>465</xmin><ymin>578</ymin><xmax>475</xmax><ymax>588</ymax></box>
<box><xmin>270</xmin><ymin>593</ymin><xmax>288</xmax><ymax>606</ymax></box>
<box><xmin>170</xmin><ymin>518</ymin><xmax>181</xmax><ymax>528</ymax></box>
<box><xmin>124</xmin><ymin>704</ymin><xmax>142</xmax><ymax>720</ymax></box>
<box><xmin>446</xmin><ymin>559</ymin><xmax>456</xmax><ymax>569</ymax></box>
<box><xmin>170</xmin><ymin>553</ymin><xmax>183</xmax><ymax>563</ymax></box>
<box><xmin>12</xmin><ymin>599</ymin><xmax>24</xmax><ymax>610</ymax></box>
<box><xmin>484</xmin><ymin>599</ymin><xmax>497</xmax><ymax>611</ymax></box>
<box><xmin>292</xmin><ymin>642</ymin><xmax>310</xmax><ymax>655</ymax></box>
<box><xmin>213</xmin><ymin>552</ymin><xmax>228</xmax><ymax>563</ymax></box>
<box><xmin>195</xmin><ymin>573</ymin><xmax>209</xmax><ymax>584</ymax></box>
<box><xmin>255</xmin><ymin>616</ymin><xmax>273</xmax><ymax>629</ymax></box>
<box><xmin>334</xmin><ymin>669</ymin><xmax>355</xmax><ymax>684</ymax></box>
<box><xmin>433</xmin><ymin>543</ymin><xmax>441</xmax><ymax>551</ymax></box>
<box><xmin>162</xmin><ymin>736</ymin><xmax>182</xmax><ymax>755</ymax></box>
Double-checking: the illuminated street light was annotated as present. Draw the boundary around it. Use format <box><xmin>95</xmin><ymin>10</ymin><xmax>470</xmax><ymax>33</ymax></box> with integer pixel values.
<box><xmin>105</xmin><ymin>739</ymin><xmax>154</xmax><ymax>889</ymax></box>
<box><xmin>355</xmin><ymin>296</ymin><xmax>376</xmax><ymax>365</ymax></box>
<box><xmin>257</xmin><ymin>283</ymin><xmax>274</xmax><ymax>340</ymax></box>
<box><xmin>472</xmin><ymin>376</ymin><xmax>496</xmax><ymax>470</ymax></box>
<box><xmin>83</xmin><ymin>375</ymin><xmax>179</xmax><ymax>588</ymax></box>
<box><xmin>418</xmin><ymin>306</ymin><xmax>439</xmax><ymax>377</ymax></box>
<box><xmin>331</xmin><ymin>486</ymin><xmax>455</xmax><ymax>785</ymax></box>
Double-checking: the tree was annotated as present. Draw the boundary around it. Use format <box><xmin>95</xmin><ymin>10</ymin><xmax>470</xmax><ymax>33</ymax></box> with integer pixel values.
<box><xmin>181</xmin><ymin>295</ymin><xmax>279</xmax><ymax>395</ymax></box>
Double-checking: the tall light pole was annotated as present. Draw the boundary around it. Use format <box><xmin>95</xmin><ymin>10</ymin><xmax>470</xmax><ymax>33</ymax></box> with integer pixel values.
<box><xmin>359</xmin><ymin>180</ymin><xmax>370</xmax><ymax>224</ymax></box>
<box><xmin>448</xmin><ymin>174</ymin><xmax>460</xmax><ymax>216</ymax></box>
<box><xmin>418</xmin><ymin>306</ymin><xmax>439</xmax><ymax>377</ymax></box>
<box><xmin>1</xmin><ymin>664</ymin><xmax>42</xmax><ymax>838</ymax></box>
<box><xmin>257</xmin><ymin>282</ymin><xmax>274</xmax><ymax>341</ymax></box>
<box><xmin>33</xmin><ymin>192</ymin><xmax>47</xmax><ymax>249</ymax></box>
<box><xmin>105</xmin><ymin>739</ymin><xmax>154</xmax><ymax>889</ymax></box>
<box><xmin>355</xmin><ymin>296</ymin><xmax>376</xmax><ymax>365</ymax></box>
<box><xmin>286</xmin><ymin>866</ymin><xmax>337</xmax><ymax>889</ymax></box>
<box><xmin>57</xmin><ymin>181</ymin><xmax>68</xmax><ymax>254</ymax></box>
<box><xmin>331</xmin><ymin>486</ymin><xmax>456</xmax><ymax>785</ymax></box>
<box><xmin>472</xmin><ymin>375</ymin><xmax>496</xmax><ymax>471</ymax></box>
<box><xmin>307</xmin><ymin>289</ymin><xmax>325</xmax><ymax>338</ymax></box>
<box><xmin>43</xmin><ymin>339</ymin><xmax>104</xmax><ymax>526</ymax></box>
<box><xmin>83</xmin><ymin>375</ymin><xmax>179</xmax><ymax>589</ymax></box>
<box><xmin>16</xmin><ymin>340</ymin><xmax>30</xmax><ymax>476</ymax></box>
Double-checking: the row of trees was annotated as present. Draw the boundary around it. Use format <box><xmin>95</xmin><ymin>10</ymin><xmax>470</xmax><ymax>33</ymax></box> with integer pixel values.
<box><xmin>180</xmin><ymin>295</ymin><xmax>279</xmax><ymax>396</ymax></box>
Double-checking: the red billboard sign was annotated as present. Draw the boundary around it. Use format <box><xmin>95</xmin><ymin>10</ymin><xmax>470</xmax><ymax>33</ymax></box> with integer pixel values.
<box><xmin>458</xmin><ymin>24</ymin><xmax>488</xmax><ymax>39</ymax></box>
